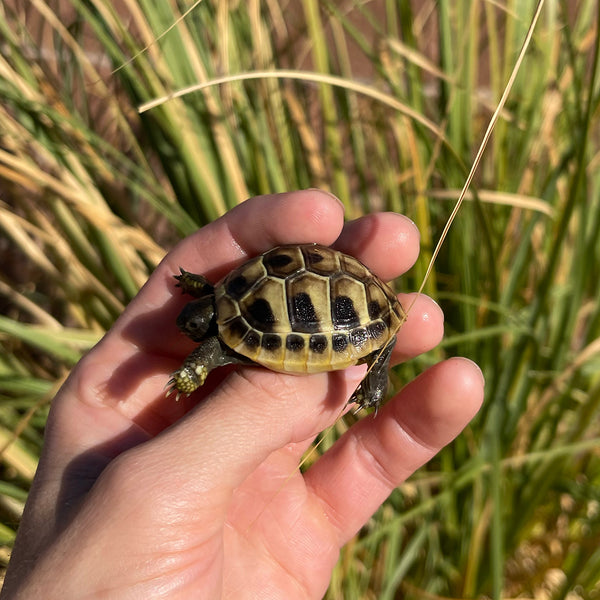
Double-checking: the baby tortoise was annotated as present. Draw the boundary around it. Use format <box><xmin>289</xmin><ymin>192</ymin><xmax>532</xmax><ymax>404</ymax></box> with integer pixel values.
<box><xmin>167</xmin><ymin>244</ymin><xmax>406</xmax><ymax>410</ymax></box>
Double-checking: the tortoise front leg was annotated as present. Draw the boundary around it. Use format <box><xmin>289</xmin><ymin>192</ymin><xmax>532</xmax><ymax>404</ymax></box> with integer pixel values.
<box><xmin>166</xmin><ymin>336</ymin><xmax>251</xmax><ymax>399</ymax></box>
<box><xmin>349</xmin><ymin>337</ymin><xmax>396</xmax><ymax>413</ymax></box>
<box><xmin>174</xmin><ymin>268</ymin><xmax>214</xmax><ymax>298</ymax></box>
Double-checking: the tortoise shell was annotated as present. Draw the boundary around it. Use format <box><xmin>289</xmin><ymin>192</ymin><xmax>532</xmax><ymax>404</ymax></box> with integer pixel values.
<box><xmin>213</xmin><ymin>244</ymin><xmax>405</xmax><ymax>373</ymax></box>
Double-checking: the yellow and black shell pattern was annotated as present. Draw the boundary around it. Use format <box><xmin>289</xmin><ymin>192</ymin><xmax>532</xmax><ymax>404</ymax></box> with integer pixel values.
<box><xmin>213</xmin><ymin>244</ymin><xmax>406</xmax><ymax>373</ymax></box>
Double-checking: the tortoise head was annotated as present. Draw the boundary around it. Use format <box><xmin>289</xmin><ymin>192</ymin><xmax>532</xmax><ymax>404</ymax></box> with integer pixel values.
<box><xmin>176</xmin><ymin>296</ymin><xmax>216</xmax><ymax>342</ymax></box>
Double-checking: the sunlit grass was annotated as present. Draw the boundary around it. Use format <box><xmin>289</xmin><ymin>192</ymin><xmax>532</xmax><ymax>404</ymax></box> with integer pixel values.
<box><xmin>1</xmin><ymin>1</ymin><xmax>599</xmax><ymax>598</ymax></box>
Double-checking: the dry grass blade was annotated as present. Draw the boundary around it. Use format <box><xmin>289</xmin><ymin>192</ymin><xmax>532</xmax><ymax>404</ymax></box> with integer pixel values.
<box><xmin>138</xmin><ymin>70</ymin><xmax>447</xmax><ymax>144</ymax></box>
<box><xmin>108</xmin><ymin>0</ymin><xmax>206</xmax><ymax>77</ymax></box>
<box><xmin>428</xmin><ymin>189</ymin><xmax>555</xmax><ymax>218</ymax></box>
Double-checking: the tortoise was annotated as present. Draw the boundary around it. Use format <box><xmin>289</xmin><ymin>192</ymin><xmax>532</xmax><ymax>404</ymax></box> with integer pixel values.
<box><xmin>167</xmin><ymin>244</ymin><xmax>406</xmax><ymax>411</ymax></box>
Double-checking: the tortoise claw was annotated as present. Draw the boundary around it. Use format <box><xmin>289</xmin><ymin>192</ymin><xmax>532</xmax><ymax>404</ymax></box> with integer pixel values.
<box><xmin>164</xmin><ymin>375</ymin><xmax>191</xmax><ymax>402</ymax></box>
<box><xmin>165</xmin><ymin>363</ymin><xmax>207</xmax><ymax>401</ymax></box>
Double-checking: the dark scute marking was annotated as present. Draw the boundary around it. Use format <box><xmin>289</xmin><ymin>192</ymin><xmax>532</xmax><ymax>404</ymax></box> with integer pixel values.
<box><xmin>226</xmin><ymin>275</ymin><xmax>249</xmax><ymax>299</ymax></box>
<box><xmin>245</xmin><ymin>331</ymin><xmax>260</xmax><ymax>349</ymax></box>
<box><xmin>367</xmin><ymin>321</ymin><xmax>386</xmax><ymax>339</ymax></box>
<box><xmin>262</xmin><ymin>333</ymin><xmax>282</xmax><ymax>351</ymax></box>
<box><xmin>286</xmin><ymin>334</ymin><xmax>305</xmax><ymax>352</ymax></box>
<box><xmin>368</xmin><ymin>300</ymin><xmax>382</xmax><ymax>320</ymax></box>
<box><xmin>307</xmin><ymin>250</ymin><xmax>324</xmax><ymax>263</ymax></box>
<box><xmin>290</xmin><ymin>292</ymin><xmax>320</xmax><ymax>333</ymax></box>
<box><xmin>228</xmin><ymin>317</ymin><xmax>250</xmax><ymax>340</ymax></box>
<box><xmin>265</xmin><ymin>253</ymin><xmax>293</xmax><ymax>269</ymax></box>
<box><xmin>309</xmin><ymin>334</ymin><xmax>328</xmax><ymax>354</ymax></box>
<box><xmin>332</xmin><ymin>334</ymin><xmax>348</xmax><ymax>352</ymax></box>
<box><xmin>332</xmin><ymin>295</ymin><xmax>360</xmax><ymax>329</ymax></box>
<box><xmin>247</xmin><ymin>298</ymin><xmax>276</xmax><ymax>329</ymax></box>
<box><xmin>350</xmin><ymin>327</ymin><xmax>368</xmax><ymax>348</ymax></box>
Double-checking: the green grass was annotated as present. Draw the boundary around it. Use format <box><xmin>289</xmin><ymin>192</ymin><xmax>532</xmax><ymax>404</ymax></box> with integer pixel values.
<box><xmin>1</xmin><ymin>0</ymin><xmax>600</xmax><ymax>597</ymax></box>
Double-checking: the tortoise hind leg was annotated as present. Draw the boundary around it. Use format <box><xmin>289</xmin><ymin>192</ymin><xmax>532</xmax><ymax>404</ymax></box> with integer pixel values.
<box><xmin>349</xmin><ymin>337</ymin><xmax>396</xmax><ymax>414</ymax></box>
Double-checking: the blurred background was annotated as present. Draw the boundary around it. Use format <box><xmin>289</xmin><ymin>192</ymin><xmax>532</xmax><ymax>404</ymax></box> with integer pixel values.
<box><xmin>0</xmin><ymin>1</ymin><xmax>599</xmax><ymax>597</ymax></box>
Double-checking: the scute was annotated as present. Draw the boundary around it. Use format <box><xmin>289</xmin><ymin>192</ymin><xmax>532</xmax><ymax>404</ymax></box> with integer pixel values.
<box><xmin>330</xmin><ymin>275</ymin><xmax>366</xmax><ymax>329</ymax></box>
<box><xmin>340</xmin><ymin>254</ymin><xmax>372</xmax><ymax>280</ymax></box>
<box><xmin>222</xmin><ymin>256</ymin><xmax>266</xmax><ymax>299</ymax></box>
<box><xmin>214</xmin><ymin>244</ymin><xmax>405</xmax><ymax>374</ymax></box>
<box><xmin>263</xmin><ymin>246</ymin><xmax>304</xmax><ymax>278</ymax></box>
<box><xmin>286</xmin><ymin>272</ymin><xmax>330</xmax><ymax>333</ymax></box>
<box><xmin>302</xmin><ymin>245</ymin><xmax>340</xmax><ymax>275</ymax></box>
<box><xmin>239</xmin><ymin>277</ymin><xmax>287</xmax><ymax>332</ymax></box>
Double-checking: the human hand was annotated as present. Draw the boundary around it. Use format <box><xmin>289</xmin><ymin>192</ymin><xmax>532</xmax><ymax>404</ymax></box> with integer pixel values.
<box><xmin>2</xmin><ymin>190</ymin><xmax>484</xmax><ymax>599</ymax></box>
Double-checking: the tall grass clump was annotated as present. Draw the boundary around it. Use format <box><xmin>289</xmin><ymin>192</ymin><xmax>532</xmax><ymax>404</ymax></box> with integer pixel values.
<box><xmin>1</xmin><ymin>1</ymin><xmax>599</xmax><ymax>598</ymax></box>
